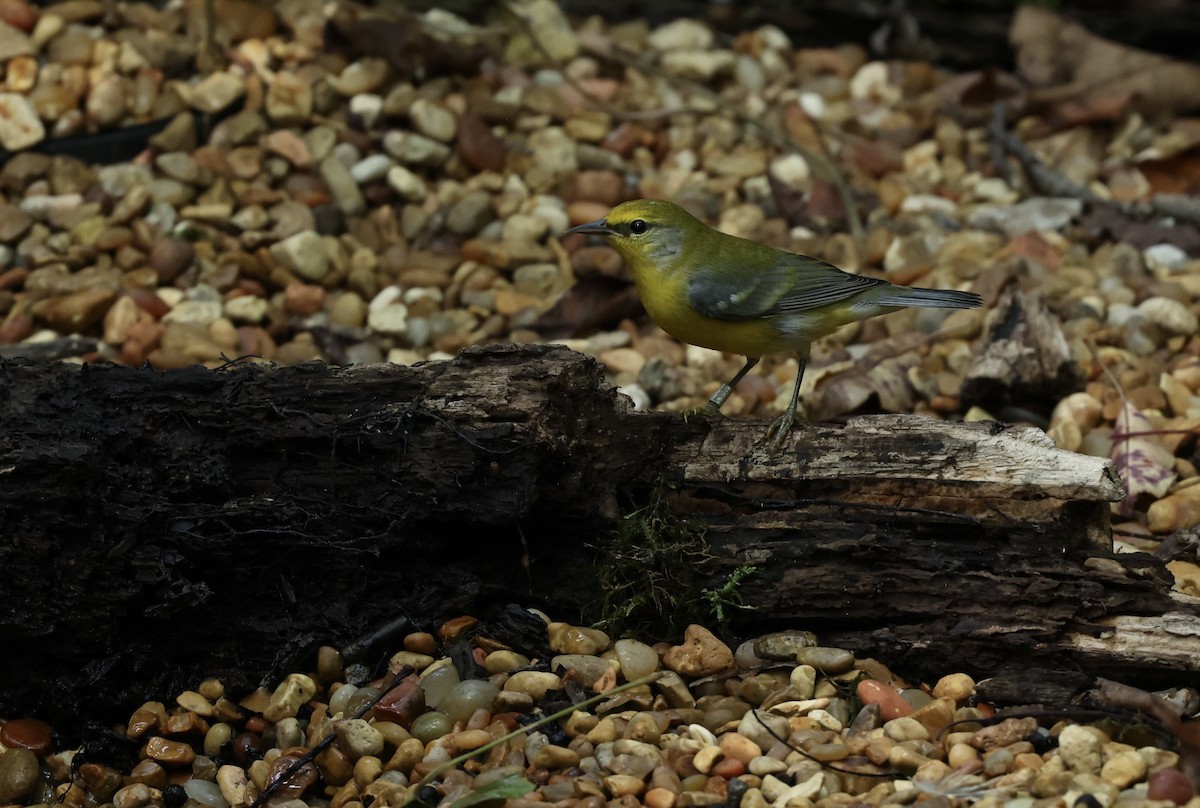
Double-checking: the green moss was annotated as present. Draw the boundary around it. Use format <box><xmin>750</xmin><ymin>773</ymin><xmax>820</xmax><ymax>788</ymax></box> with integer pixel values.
<box><xmin>587</xmin><ymin>486</ymin><xmax>755</xmax><ymax>640</ymax></box>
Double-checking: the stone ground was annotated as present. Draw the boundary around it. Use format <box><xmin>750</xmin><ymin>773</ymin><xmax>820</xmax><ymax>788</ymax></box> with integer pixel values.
<box><xmin>2</xmin><ymin>0</ymin><xmax>1200</xmax><ymax>806</ymax></box>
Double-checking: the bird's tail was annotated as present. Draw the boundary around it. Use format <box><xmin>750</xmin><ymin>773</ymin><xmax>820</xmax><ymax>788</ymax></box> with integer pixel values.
<box><xmin>875</xmin><ymin>287</ymin><xmax>982</xmax><ymax>309</ymax></box>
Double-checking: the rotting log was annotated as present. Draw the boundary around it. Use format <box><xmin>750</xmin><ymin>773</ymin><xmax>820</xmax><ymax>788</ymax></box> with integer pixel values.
<box><xmin>0</xmin><ymin>343</ymin><xmax>1192</xmax><ymax>726</ymax></box>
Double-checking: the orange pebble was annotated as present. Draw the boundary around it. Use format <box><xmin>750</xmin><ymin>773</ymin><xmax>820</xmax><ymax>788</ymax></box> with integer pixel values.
<box><xmin>437</xmin><ymin>616</ymin><xmax>478</xmax><ymax>642</ymax></box>
<box><xmin>643</xmin><ymin>787</ymin><xmax>677</xmax><ymax>808</ymax></box>
<box><xmin>710</xmin><ymin>757</ymin><xmax>745</xmax><ymax>778</ymax></box>
<box><xmin>856</xmin><ymin>680</ymin><xmax>913</xmax><ymax>720</ymax></box>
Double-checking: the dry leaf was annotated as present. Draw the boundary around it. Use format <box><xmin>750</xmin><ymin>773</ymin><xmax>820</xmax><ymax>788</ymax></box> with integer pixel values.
<box><xmin>1011</xmin><ymin>6</ymin><xmax>1200</xmax><ymax>120</ymax></box>
<box><xmin>1110</xmin><ymin>402</ymin><xmax>1177</xmax><ymax>516</ymax></box>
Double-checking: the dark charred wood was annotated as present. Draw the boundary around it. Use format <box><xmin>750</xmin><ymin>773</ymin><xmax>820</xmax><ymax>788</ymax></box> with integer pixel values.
<box><xmin>0</xmin><ymin>344</ymin><xmax>1192</xmax><ymax>726</ymax></box>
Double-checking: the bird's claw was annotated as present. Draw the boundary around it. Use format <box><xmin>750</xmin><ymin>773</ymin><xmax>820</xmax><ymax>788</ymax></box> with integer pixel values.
<box><xmin>763</xmin><ymin>410</ymin><xmax>807</xmax><ymax>456</ymax></box>
<box><xmin>682</xmin><ymin>401</ymin><xmax>724</xmax><ymax>423</ymax></box>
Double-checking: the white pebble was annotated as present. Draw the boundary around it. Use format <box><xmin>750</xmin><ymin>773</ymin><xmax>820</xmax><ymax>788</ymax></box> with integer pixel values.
<box><xmin>184</xmin><ymin>779</ymin><xmax>229</xmax><ymax>808</ymax></box>
<box><xmin>617</xmin><ymin>383</ymin><xmax>651</xmax><ymax>412</ymax></box>
<box><xmin>387</xmin><ymin>165</ymin><xmax>427</xmax><ymax>201</ymax></box>
<box><xmin>1144</xmin><ymin>243</ymin><xmax>1189</xmax><ymax>272</ymax></box>
<box><xmin>1138</xmin><ymin>296</ymin><xmax>1198</xmax><ymax>335</ymax></box>
<box><xmin>349</xmin><ymin>93</ymin><xmax>383</xmax><ymax>127</ymax></box>
<box><xmin>350</xmin><ymin>153</ymin><xmax>392</xmax><ymax>184</ymax></box>
<box><xmin>769</xmin><ymin>153</ymin><xmax>810</xmax><ymax>189</ymax></box>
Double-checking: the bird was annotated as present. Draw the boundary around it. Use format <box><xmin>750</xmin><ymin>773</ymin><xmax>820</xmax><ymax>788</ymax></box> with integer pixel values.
<box><xmin>564</xmin><ymin>198</ymin><xmax>983</xmax><ymax>454</ymax></box>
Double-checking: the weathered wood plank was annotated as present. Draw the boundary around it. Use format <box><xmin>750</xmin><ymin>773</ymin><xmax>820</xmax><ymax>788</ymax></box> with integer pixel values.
<box><xmin>0</xmin><ymin>344</ymin><xmax>1190</xmax><ymax>723</ymax></box>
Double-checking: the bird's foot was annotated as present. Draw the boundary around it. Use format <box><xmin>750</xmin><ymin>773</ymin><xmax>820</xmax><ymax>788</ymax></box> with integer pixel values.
<box><xmin>763</xmin><ymin>409</ymin><xmax>807</xmax><ymax>456</ymax></box>
<box><xmin>681</xmin><ymin>401</ymin><xmax>724</xmax><ymax>423</ymax></box>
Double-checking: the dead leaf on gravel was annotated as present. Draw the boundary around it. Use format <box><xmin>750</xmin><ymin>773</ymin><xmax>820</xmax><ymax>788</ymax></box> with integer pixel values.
<box><xmin>1111</xmin><ymin>402</ymin><xmax>1178</xmax><ymax>517</ymax></box>
<box><xmin>1011</xmin><ymin>6</ymin><xmax>1200</xmax><ymax>120</ymax></box>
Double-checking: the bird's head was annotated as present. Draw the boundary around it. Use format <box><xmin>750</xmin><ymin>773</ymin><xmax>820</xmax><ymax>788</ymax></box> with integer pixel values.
<box><xmin>564</xmin><ymin>199</ymin><xmax>699</xmax><ymax>266</ymax></box>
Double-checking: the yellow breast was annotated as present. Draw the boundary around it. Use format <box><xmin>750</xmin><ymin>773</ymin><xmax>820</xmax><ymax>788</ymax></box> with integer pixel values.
<box><xmin>630</xmin><ymin>267</ymin><xmax>793</xmax><ymax>358</ymax></box>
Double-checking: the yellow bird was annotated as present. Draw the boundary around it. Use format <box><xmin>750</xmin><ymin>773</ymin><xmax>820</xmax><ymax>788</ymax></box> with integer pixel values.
<box><xmin>565</xmin><ymin>199</ymin><xmax>982</xmax><ymax>453</ymax></box>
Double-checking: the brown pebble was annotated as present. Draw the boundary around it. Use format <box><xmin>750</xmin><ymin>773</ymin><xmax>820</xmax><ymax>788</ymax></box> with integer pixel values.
<box><xmin>0</xmin><ymin>266</ymin><xmax>29</xmax><ymax>290</ymax></box>
<box><xmin>229</xmin><ymin>732</ymin><xmax>265</xmax><ymax>766</ymax></box>
<box><xmin>404</xmin><ymin>632</ymin><xmax>437</xmax><ymax>655</ymax></box>
<box><xmin>1148</xmin><ymin>768</ymin><xmax>1194</xmax><ymax>805</ymax></box>
<box><xmin>0</xmin><ymin>718</ymin><xmax>53</xmax><ymax>755</ymax></box>
<box><xmin>644</xmin><ymin>787</ymin><xmax>676</xmax><ymax>808</ymax></box>
<box><xmin>856</xmin><ymin>680</ymin><xmax>912</xmax><ymax>720</ymax></box>
<box><xmin>143</xmin><ymin>736</ymin><xmax>196</xmax><ymax>765</ymax></box>
<box><xmin>126</xmin><ymin>287</ymin><xmax>170</xmax><ymax>319</ymax></box>
<box><xmin>437</xmin><ymin>616</ymin><xmax>478</xmax><ymax>642</ymax></box>
<box><xmin>125</xmin><ymin>708</ymin><xmax>161</xmax><ymax>740</ymax></box>
<box><xmin>284</xmin><ymin>282</ymin><xmax>325</xmax><ymax>315</ymax></box>
<box><xmin>127</xmin><ymin>759</ymin><xmax>167</xmax><ymax>789</ymax></box>
<box><xmin>78</xmin><ymin>762</ymin><xmax>122</xmax><ymax>801</ymax></box>
<box><xmin>457</xmin><ymin>111</ymin><xmax>506</xmax><ymax>172</ymax></box>
<box><xmin>266</xmin><ymin>747</ymin><xmax>318</xmax><ymax>802</ymax></box>
<box><xmin>0</xmin><ymin>309</ymin><xmax>33</xmax><ymax>344</ymax></box>
<box><xmin>0</xmin><ymin>747</ymin><xmax>38</xmax><ymax>804</ymax></box>
<box><xmin>969</xmin><ymin>717</ymin><xmax>1037</xmax><ymax>751</ymax></box>
<box><xmin>148</xmin><ymin>238</ymin><xmax>195</xmax><ymax>282</ymax></box>
<box><xmin>372</xmin><ymin>674</ymin><xmax>425</xmax><ymax>727</ymax></box>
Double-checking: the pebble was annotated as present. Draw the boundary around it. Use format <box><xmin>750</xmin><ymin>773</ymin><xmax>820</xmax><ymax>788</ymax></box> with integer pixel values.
<box><xmin>446</xmin><ymin>190</ymin><xmax>495</xmax><ymax>235</ymax></box>
<box><xmin>0</xmin><ymin>717</ymin><xmax>53</xmax><ymax>754</ymax></box>
<box><xmin>263</xmin><ymin>673</ymin><xmax>317</xmax><ymax>722</ymax></box>
<box><xmin>1148</xmin><ymin>768</ymin><xmax>1194</xmax><ymax>804</ymax></box>
<box><xmin>438</xmin><ymin>679</ymin><xmax>499</xmax><ymax>723</ymax></box>
<box><xmin>0</xmin><ymin>92</ymin><xmax>43</xmax><ymax>149</ymax></box>
<box><xmin>350</xmin><ymin>153</ymin><xmax>392</xmax><ymax>185</ymax></box>
<box><xmin>144</xmin><ymin>736</ymin><xmax>197</xmax><ymax>765</ymax></box>
<box><xmin>856</xmin><ymin>680</ymin><xmax>912</xmax><ymax>719</ymax></box>
<box><xmin>270</xmin><ymin>231</ymin><xmax>329</xmax><ymax>282</ymax></box>
<box><xmin>663</xmin><ymin>624</ymin><xmax>734</xmax><ymax>676</ymax></box>
<box><xmin>883</xmin><ymin>716</ymin><xmax>930</xmax><ymax>743</ymax></box>
<box><xmin>319</xmin><ymin>155</ymin><xmax>366</xmax><ymax>216</ymax></box>
<box><xmin>216</xmin><ymin>765</ymin><xmax>249</xmax><ymax>806</ymax></box>
<box><xmin>1057</xmin><ymin>724</ymin><xmax>1102</xmax><ymax>773</ymax></box>
<box><xmin>648</xmin><ymin>18</ymin><xmax>714</xmax><ymax>51</ymax></box>
<box><xmin>1</xmin><ymin>10</ymin><xmax>1193</xmax><ymax>808</ymax></box>
<box><xmin>968</xmin><ymin>197</ymin><xmax>1082</xmax><ymax>236</ymax></box>
<box><xmin>183</xmin><ymin>778</ymin><xmax>228</xmax><ymax>808</ymax></box>
<box><xmin>189</xmin><ymin>72</ymin><xmax>244</xmax><ymax>114</ymax></box>
<box><xmin>0</xmin><ymin>748</ymin><xmax>38</xmax><ymax>803</ymax></box>
<box><xmin>751</xmin><ymin>629</ymin><xmax>817</xmax><ymax>659</ymax></box>
<box><xmin>1138</xmin><ymin>296</ymin><xmax>1198</xmax><ymax>335</ymax></box>
<box><xmin>548</xmin><ymin>623</ymin><xmax>609</xmax><ymax>654</ymax></box>
<box><xmin>1099</xmin><ymin>748</ymin><xmax>1146</xmax><ymax>788</ymax></box>
<box><xmin>335</xmin><ymin>719</ymin><xmax>384</xmax><ymax>759</ymax></box>
<box><xmin>504</xmin><ymin>671</ymin><xmax>561</xmax><ymax>701</ymax></box>
<box><xmin>794</xmin><ymin>646</ymin><xmax>854</xmax><ymax>673</ymax></box>
<box><xmin>386</xmin><ymin>165</ymin><xmax>427</xmax><ymax>202</ymax></box>
<box><xmin>113</xmin><ymin>782</ymin><xmax>157</xmax><ymax>808</ymax></box>
<box><xmin>409</xmin><ymin>99</ymin><xmax>457</xmax><ymax>142</ymax></box>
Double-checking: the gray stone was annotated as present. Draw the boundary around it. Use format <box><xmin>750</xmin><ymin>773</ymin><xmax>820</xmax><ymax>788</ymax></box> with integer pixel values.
<box><xmin>320</xmin><ymin>155</ymin><xmax>366</xmax><ymax>217</ymax></box>
<box><xmin>753</xmin><ymin>630</ymin><xmax>818</xmax><ymax>660</ymax></box>
<box><xmin>271</xmin><ymin>231</ymin><xmax>329</xmax><ymax>281</ymax></box>
<box><xmin>446</xmin><ymin>190</ymin><xmax>495</xmax><ymax>235</ymax></box>
<box><xmin>0</xmin><ymin>748</ymin><xmax>39</xmax><ymax>803</ymax></box>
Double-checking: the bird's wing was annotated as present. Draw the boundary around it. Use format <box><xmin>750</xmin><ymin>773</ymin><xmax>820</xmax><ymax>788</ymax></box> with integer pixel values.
<box><xmin>687</xmin><ymin>253</ymin><xmax>890</xmax><ymax>321</ymax></box>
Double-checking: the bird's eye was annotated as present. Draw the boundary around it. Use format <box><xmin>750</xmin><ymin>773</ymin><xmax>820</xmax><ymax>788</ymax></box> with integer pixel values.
<box><xmin>629</xmin><ymin>219</ymin><xmax>648</xmax><ymax>235</ymax></box>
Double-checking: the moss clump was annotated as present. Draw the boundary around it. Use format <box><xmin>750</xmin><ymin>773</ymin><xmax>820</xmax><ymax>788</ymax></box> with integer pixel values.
<box><xmin>587</xmin><ymin>488</ymin><xmax>755</xmax><ymax>640</ymax></box>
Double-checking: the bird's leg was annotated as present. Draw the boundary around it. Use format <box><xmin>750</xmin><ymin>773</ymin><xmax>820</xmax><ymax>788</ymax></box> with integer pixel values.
<box><xmin>764</xmin><ymin>357</ymin><xmax>808</xmax><ymax>455</ymax></box>
<box><xmin>685</xmin><ymin>357</ymin><xmax>760</xmax><ymax>419</ymax></box>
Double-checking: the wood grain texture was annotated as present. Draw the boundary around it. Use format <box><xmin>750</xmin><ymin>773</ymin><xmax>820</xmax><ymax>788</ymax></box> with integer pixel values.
<box><xmin>0</xmin><ymin>344</ymin><xmax>1191</xmax><ymax>725</ymax></box>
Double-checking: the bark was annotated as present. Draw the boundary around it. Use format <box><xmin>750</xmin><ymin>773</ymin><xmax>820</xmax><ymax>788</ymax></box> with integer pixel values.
<box><xmin>0</xmin><ymin>344</ymin><xmax>1191</xmax><ymax>727</ymax></box>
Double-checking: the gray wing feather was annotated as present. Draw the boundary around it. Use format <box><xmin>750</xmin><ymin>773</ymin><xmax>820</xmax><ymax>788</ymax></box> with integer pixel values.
<box><xmin>688</xmin><ymin>254</ymin><xmax>889</xmax><ymax>322</ymax></box>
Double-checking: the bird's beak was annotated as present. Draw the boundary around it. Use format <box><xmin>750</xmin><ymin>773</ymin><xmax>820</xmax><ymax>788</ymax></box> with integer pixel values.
<box><xmin>564</xmin><ymin>218</ymin><xmax>617</xmax><ymax>237</ymax></box>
